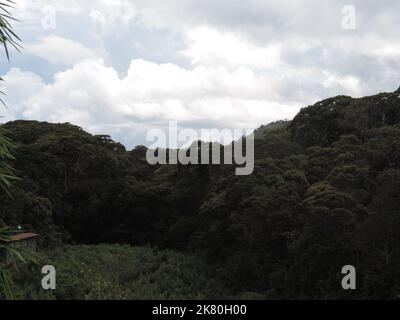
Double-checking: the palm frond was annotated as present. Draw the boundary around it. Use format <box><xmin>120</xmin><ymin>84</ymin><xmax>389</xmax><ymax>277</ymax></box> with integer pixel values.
<box><xmin>0</xmin><ymin>1</ymin><xmax>23</xmax><ymax>301</ymax></box>
<box><xmin>0</xmin><ymin>264</ymin><xmax>14</xmax><ymax>299</ymax></box>
<box><xmin>0</xmin><ymin>0</ymin><xmax>21</xmax><ymax>61</ymax></box>
<box><xmin>0</xmin><ymin>127</ymin><xmax>19</xmax><ymax>196</ymax></box>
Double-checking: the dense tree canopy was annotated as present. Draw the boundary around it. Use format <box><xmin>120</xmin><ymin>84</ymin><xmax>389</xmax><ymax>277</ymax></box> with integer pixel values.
<box><xmin>2</xmin><ymin>89</ymin><xmax>400</xmax><ymax>299</ymax></box>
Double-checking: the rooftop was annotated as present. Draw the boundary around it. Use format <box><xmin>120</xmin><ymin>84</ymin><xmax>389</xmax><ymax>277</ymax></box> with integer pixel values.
<box><xmin>0</xmin><ymin>232</ymin><xmax>39</xmax><ymax>242</ymax></box>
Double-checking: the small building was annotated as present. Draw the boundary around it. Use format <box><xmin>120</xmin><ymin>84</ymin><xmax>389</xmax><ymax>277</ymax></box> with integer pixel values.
<box><xmin>0</xmin><ymin>232</ymin><xmax>39</xmax><ymax>265</ymax></box>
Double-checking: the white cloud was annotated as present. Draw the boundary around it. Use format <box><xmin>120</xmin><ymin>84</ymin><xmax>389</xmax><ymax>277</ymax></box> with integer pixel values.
<box><xmin>1</xmin><ymin>58</ymin><xmax>298</xmax><ymax>147</ymax></box>
<box><xmin>0</xmin><ymin>68</ymin><xmax>45</xmax><ymax>118</ymax></box>
<box><xmin>26</xmin><ymin>35</ymin><xmax>101</xmax><ymax>65</ymax></box>
<box><xmin>2</xmin><ymin>51</ymin><xmax>363</xmax><ymax>149</ymax></box>
<box><xmin>16</xmin><ymin>0</ymin><xmax>137</xmax><ymax>23</ymax></box>
<box><xmin>3</xmin><ymin>0</ymin><xmax>400</xmax><ymax>147</ymax></box>
<box><xmin>181</xmin><ymin>27</ymin><xmax>282</xmax><ymax>69</ymax></box>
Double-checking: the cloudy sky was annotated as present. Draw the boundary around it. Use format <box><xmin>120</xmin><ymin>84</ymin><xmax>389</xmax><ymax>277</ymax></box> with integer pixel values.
<box><xmin>1</xmin><ymin>0</ymin><xmax>400</xmax><ymax>148</ymax></box>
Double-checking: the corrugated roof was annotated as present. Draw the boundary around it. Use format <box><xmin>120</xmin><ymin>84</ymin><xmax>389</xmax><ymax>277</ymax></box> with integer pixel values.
<box><xmin>1</xmin><ymin>233</ymin><xmax>39</xmax><ymax>242</ymax></box>
<box><xmin>12</xmin><ymin>233</ymin><xmax>39</xmax><ymax>241</ymax></box>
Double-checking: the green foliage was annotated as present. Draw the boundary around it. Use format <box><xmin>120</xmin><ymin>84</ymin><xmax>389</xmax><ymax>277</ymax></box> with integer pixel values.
<box><xmin>0</xmin><ymin>0</ymin><xmax>19</xmax><ymax>194</ymax></box>
<box><xmin>0</xmin><ymin>226</ymin><xmax>38</xmax><ymax>299</ymax></box>
<box><xmin>0</xmin><ymin>0</ymin><xmax>28</xmax><ymax>301</ymax></box>
<box><xmin>2</xmin><ymin>89</ymin><xmax>400</xmax><ymax>299</ymax></box>
<box><xmin>8</xmin><ymin>244</ymin><xmax>227</xmax><ymax>300</ymax></box>
<box><xmin>0</xmin><ymin>0</ymin><xmax>21</xmax><ymax>61</ymax></box>
<box><xmin>0</xmin><ymin>127</ymin><xmax>18</xmax><ymax>194</ymax></box>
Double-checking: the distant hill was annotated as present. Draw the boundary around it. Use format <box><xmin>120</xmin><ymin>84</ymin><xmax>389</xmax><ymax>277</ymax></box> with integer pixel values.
<box><xmin>289</xmin><ymin>90</ymin><xmax>400</xmax><ymax>147</ymax></box>
<box><xmin>254</xmin><ymin>120</ymin><xmax>291</xmax><ymax>140</ymax></box>
<box><xmin>2</xmin><ymin>88</ymin><xmax>400</xmax><ymax>299</ymax></box>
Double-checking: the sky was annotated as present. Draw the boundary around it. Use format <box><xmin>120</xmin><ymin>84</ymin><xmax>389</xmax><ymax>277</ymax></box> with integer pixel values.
<box><xmin>1</xmin><ymin>0</ymin><xmax>400</xmax><ymax>149</ymax></box>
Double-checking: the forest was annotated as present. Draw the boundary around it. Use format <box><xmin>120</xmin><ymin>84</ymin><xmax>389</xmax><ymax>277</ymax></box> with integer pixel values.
<box><xmin>1</xmin><ymin>87</ymin><xmax>400</xmax><ymax>299</ymax></box>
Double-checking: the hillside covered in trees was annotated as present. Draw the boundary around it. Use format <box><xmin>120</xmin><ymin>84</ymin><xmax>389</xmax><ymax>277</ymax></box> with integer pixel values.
<box><xmin>2</xmin><ymin>88</ymin><xmax>400</xmax><ymax>299</ymax></box>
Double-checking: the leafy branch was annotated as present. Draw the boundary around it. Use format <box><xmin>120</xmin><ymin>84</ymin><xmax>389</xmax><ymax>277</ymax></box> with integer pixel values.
<box><xmin>0</xmin><ymin>0</ymin><xmax>26</xmax><ymax>301</ymax></box>
<box><xmin>0</xmin><ymin>0</ymin><xmax>21</xmax><ymax>61</ymax></box>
